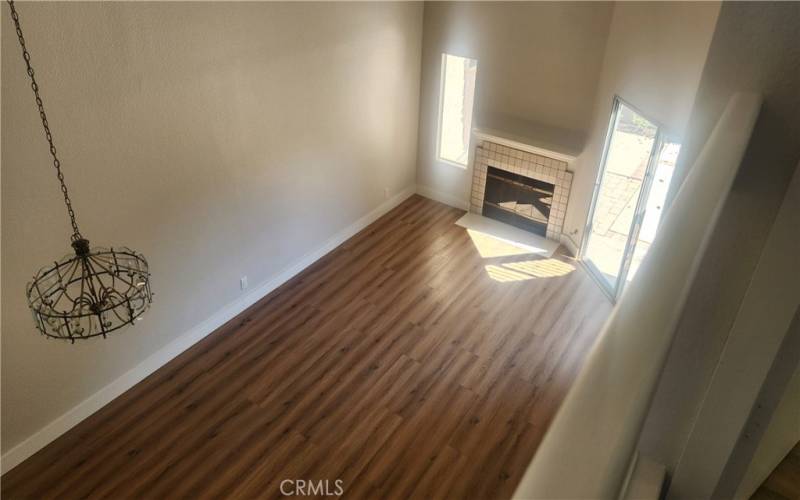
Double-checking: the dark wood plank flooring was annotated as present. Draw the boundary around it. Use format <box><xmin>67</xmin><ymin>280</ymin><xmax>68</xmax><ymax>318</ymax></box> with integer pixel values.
<box><xmin>1</xmin><ymin>195</ymin><xmax>611</xmax><ymax>499</ymax></box>
<box><xmin>751</xmin><ymin>442</ymin><xmax>800</xmax><ymax>500</ymax></box>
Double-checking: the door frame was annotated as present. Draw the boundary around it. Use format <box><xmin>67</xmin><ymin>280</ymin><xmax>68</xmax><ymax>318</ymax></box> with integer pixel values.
<box><xmin>580</xmin><ymin>95</ymin><xmax>665</xmax><ymax>301</ymax></box>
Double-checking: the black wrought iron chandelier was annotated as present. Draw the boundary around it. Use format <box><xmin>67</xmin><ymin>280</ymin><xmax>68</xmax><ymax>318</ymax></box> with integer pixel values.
<box><xmin>8</xmin><ymin>0</ymin><xmax>153</xmax><ymax>342</ymax></box>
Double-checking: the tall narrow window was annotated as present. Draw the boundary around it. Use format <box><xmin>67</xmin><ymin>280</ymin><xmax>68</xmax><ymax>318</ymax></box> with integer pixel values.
<box><xmin>437</xmin><ymin>53</ymin><xmax>477</xmax><ymax>167</ymax></box>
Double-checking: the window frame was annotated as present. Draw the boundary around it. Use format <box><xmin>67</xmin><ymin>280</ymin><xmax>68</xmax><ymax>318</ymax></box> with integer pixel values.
<box><xmin>580</xmin><ymin>95</ymin><xmax>676</xmax><ymax>301</ymax></box>
<box><xmin>435</xmin><ymin>53</ymin><xmax>478</xmax><ymax>169</ymax></box>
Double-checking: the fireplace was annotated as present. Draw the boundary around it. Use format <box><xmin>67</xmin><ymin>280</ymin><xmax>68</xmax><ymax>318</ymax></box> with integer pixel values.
<box><xmin>482</xmin><ymin>166</ymin><xmax>555</xmax><ymax>237</ymax></box>
<box><xmin>470</xmin><ymin>138</ymin><xmax>574</xmax><ymax>243</ymax></box>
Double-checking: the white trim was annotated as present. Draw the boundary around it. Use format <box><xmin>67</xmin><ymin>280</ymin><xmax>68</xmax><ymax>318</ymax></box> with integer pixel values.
<box><xmin>438</xmin><ymin>158</ymin><xmax>468</xmax><ymax>170</ymax></box>
<box><xmin>560</xmin><ymin>234</ymin><xmax>580</xmax><ymax>257</ymax></box>
<box><xmin>436</xmin><ymin>53</ymin><xmax>478</xmax><ymax>169</ymax></box>
<box><xmin>435</xmin><ymin>53</ymin><xmax>448</xmax><ymax>164</ymax></box>
<box><xmin>415</xmin><ymin>184</ymin><xmax>469</xmax><ymax>210</ymax></box>
<box><xmin>473</xmin><ymin>128</ymin><xmax>578</xmax><ymax>164</ymax></box>
<box><xmin>0</xmin><ymin>185</ymin><xmax>417</xmax><ymax>475</ymax></box>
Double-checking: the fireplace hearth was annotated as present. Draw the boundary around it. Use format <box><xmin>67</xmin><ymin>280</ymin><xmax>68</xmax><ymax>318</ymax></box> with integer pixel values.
<box><xmin>483</xmin><ymin>166</ymin><xmax>554</xmax><ymax>237</ymax></box>
<box><xmin>470</xmin><ymin>139</ymin><xmax>573</xmax><ymax>242</ymax></box>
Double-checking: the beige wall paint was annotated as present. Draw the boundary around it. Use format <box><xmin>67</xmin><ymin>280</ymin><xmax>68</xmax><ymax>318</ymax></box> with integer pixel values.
<box><xmin>670</xmin><ymin>161</ymin><xmax>800</xmax><ymax>498</ymax></box>
<box><xmin>415</xmin><ymin>1</ymin><xmax>613</xmax><ymax>207</ymax></box>
<box><xmin>562</xmin><ymin>1</ymin><xmax>720</xmax><ymax>249</ymax></box>
<box><xmin>1</xmin><ymin>1</ymin><xmax>423</xmax><ymax>454</ymax></box>
<box><xmin>735</xmin><ymin>363</ymin><xmax>800</xmax><ymax>499</ymax></box>
<box><xmin>640</xmin><ymin>1</ymin><xmax>800</xmax><ymax>486</ymax></box>
<box><xmin>512</xmin><ymin>92</ymin><xmax>763</xmax><ymax>500</ymax></box>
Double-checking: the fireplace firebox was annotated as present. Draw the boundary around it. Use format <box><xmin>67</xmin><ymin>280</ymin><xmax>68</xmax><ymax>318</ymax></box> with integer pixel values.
<box><xmin>482</xmin><ymin>166</ymin><xmax>555</xmax><ymax>237</ymax></box>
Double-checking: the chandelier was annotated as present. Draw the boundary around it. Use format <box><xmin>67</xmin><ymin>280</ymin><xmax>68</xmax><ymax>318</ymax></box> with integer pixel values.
<box><xmin>8</xmin><ymin>0</ymin><xmax>153</xmax><ymax>342</ymax></box>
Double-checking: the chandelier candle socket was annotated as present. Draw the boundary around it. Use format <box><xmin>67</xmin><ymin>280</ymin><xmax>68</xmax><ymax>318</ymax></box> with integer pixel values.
<box><xmin>8</xmin><ymin>0</ymin><xmax>153</xmax><ymax>342</ymax></box>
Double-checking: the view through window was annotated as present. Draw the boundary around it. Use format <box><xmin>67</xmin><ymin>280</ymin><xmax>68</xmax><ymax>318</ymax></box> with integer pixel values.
<box><xmin>582</xmin><ymin>98</ymin><xmax>681</xmax><ymax>299</ymax></box>
<box><xmin>437</xmin><ymin>53</ymin><xmax>477</xmax><ymax>166</ymax></box>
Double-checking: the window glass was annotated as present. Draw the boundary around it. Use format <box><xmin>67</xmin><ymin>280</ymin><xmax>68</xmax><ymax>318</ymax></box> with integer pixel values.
<box><xmin>438</xmin><ymin>54</ymin><xmax>477</xmax><ymax>166</ymax></box>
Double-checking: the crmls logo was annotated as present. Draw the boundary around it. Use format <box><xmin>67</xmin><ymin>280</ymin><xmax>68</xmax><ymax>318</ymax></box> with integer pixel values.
<box><xmin>280</xmin><ymin>479</ymin><xmax>344</xmax><ymax>496</ymax></box>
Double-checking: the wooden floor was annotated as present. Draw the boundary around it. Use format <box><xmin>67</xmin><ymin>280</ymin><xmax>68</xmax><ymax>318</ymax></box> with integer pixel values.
<box><xmin>751</xmin><ymin>442</ymin><xmax>800</xmax><ymax>500</ymax></box>
<box><xmin>2</xmin><ymin>195</ymin><xmax>611</xmax><ymax>499</ymax></box>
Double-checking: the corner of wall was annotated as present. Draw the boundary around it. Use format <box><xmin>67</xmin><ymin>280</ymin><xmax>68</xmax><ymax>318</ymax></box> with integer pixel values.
<box><xmin>0</xmin><ymin>185</ymin><xmax>417</xmax><ymax>475</ymax></box>
<box><xmin>415</xmin><ymin>184</ymin><xmax>469</xmax><ymax>211</ymax></box>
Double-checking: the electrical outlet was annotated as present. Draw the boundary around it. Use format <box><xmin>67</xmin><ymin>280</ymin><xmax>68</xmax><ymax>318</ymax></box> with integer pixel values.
<box><xmin>384</xmin><ymin>188</ymin><xmax>390</xmax><ymax>199</ymax></box>
<box><xmin>240</xmin><ymin>276</ymin><xmax>248</xmax><ymax>291</ymax></box>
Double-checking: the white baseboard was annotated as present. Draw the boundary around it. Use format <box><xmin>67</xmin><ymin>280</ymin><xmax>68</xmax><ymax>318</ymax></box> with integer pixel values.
<box><xmin>560</xmin><ymin>233</ymin><xmax>580</xmax><ymax>257</ymax></box>
<box><xmin>0</xmin><ymin>185</ymin><xmax>417</xmax><ymax>475</ymax></box>
<box><xmin>416</xmin><ymin>184</ymin><xmax>469</xmax><ymax>210</ymax></box>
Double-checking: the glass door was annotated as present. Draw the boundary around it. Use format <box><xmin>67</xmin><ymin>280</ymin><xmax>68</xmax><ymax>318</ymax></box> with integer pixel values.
<box><xmin>581</xmin><ymin>97</ymin><xmax>678</xmax><ymax>300</ymax></box>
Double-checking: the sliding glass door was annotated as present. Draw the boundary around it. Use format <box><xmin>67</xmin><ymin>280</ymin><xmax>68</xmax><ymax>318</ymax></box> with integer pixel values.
<box><xmin>582</xmin><ymin>97</ymin><xmax>679</xmax><ymax>300</ymax></box>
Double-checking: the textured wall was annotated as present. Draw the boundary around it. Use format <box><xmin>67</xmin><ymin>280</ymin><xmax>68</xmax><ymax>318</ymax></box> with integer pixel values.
<box><xmin>1</xmin><ymin>1</ymin><xmax>423</xmax><ymax>453</ymax></box>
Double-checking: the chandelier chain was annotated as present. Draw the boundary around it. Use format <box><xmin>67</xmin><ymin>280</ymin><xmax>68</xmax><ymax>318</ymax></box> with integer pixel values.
<box><xmin>7</xmin><ymin>0</ymin><xmax>82</xmax><ymax>241</ymax></box>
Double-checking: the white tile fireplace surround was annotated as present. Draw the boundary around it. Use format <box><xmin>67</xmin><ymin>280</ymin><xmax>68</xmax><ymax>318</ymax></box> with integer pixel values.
<box><xmin>470</xmin><ymin>140</ymin><xmax>573</xmax><ymax>242</ymax></box>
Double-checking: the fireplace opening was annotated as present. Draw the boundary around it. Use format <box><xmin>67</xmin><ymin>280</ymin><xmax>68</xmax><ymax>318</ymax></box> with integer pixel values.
<box><xmin>482</xmin><ymin>166</ymin><xmax>555</xmax><ymax>237</ymax></box>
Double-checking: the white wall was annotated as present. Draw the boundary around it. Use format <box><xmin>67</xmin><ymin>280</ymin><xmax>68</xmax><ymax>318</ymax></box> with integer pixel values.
<box><xmin>1</xmin><ymin>1</ymin><xmax>423</xmax><ymax>455</ymax></box>
<box><xmin>562</xmin><ymin>1</ymin><xmax>720</xmax><ymax>250</ymax></box>
<box><xmin>512</xmin><ymin>92</ymin><xmax>763</xmax><ymax>500</ymax></box>
<box><xmin>415</xmin><ymin>1</ymin><xmax>614</xmax><ymax>208</ymax></box>
<box><xmin>735</xmin><ymin>363</ymin><xmax>800</xmax><ymax>499</ymax></box>
<box><xmin>669</xmin><ymin>161</ymin><xmax>800</xmax><ymax>498</ymax></box>
<box><xmin>640</xmin><ymin>1</ymin><xmax>800</xmax><ymax>488</ymax></box>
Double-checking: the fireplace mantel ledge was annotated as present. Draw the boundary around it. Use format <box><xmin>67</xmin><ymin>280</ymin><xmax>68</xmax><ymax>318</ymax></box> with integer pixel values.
<box><xmin>473</xmin><ymin>127</ymin><xmax>579</xmax><ymax>165</ymax></box>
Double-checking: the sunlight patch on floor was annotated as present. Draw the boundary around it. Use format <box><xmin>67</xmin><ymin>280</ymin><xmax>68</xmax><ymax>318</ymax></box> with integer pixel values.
<box><xmin>467</xmin><ymin>229</ymin><xmax>536</xmax><ymax>258</ymax></box>
<box><xmin>486</xmin><ymin>259</ymin><xmax>575</xmax><ymax>282</ymax></box>
<box><xmin>457</xmin><ymin>213</ymin><xmax>558</xmax><ymax>258</ymax></box>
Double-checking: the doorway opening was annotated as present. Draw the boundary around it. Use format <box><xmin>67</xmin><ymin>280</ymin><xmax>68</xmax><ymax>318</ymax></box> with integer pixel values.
<box><xmin>581</xmin><ymin>97</ymin><xmax>680</xmax><ymax>300</ymax></box>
